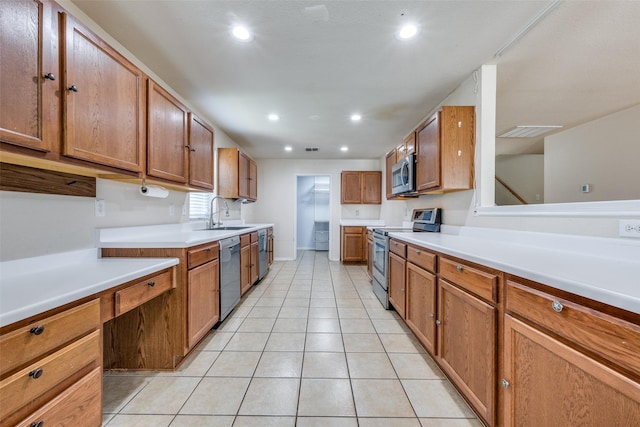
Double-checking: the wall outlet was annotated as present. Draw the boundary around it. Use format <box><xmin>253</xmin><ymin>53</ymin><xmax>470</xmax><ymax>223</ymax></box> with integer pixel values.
<box><xmin>355</xmin><ymin>209</ymin><xmax>359</xmax><ymax>217</ymax></box>
<box><xmin>95</xmin><ymin>199</ymin><xmax>105</xmax><ymax>217</ymax></box>
<box><xmin>619</xmin><ymin>220</ymin><xmax>640</xmax><ymax>238</ymax></box>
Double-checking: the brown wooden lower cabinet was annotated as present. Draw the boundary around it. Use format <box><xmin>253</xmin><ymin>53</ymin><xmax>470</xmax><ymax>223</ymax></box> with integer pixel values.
<box><xmin>388</xmin><ymin>239</ymin><xmax>640</xmax><ymax>426</ymax></box>
<box><xmin>503</xmin><ymin>315</ymin><xmax>640</xmax><ymax>426</ymax></box>
<box><xmin>0</xmin><ymin>300</ymin><xmax>102</xmax><ymax>427</ymax></box>
<box><xmin>388</xmin><ymin>251</ymin><xmax>406</xmax><ymax>319</ymax></box>
<box><xmin>341</xmin><ymin>226</ymin><xmax>367</xmax><ymax>262</ymax></box>
<box><xmin>438</xmin><ymin>279</ymin><xmax>497</xmax><ymax>426</ymax></box>
<box><xmin>187</xmin><ymin>259</ymin><xmax>219</xmax><ymax>349</ymax></box>
<box><xmin>405</xmin><ymin>261</ymin><xmax>437</xmax><ymax>355</ymax></box>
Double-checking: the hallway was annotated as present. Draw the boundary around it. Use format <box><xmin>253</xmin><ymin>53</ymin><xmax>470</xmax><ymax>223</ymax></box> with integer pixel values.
<box><xmin>102</xmin><ymin>251</ymin><xmax>481</xmax><ymax>426</ymax></box>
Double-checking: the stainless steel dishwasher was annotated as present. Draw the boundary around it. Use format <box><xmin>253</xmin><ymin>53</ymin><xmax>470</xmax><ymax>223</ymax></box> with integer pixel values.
<box><xmin>219</xmin><ymin>235</ymin><xmax>241</xmax><ymax>321</ymax></box>
<box><xmin>258</xmin><ymin>229</ymin><xmax>268</xmax><ymax>280</ymax></box>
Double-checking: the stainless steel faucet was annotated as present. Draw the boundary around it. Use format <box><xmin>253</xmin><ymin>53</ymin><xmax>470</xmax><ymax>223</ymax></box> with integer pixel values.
<box><xmin>209</xmin><ymin>196</ymin><xmax>229</xmax><ymax>228</ymax></box>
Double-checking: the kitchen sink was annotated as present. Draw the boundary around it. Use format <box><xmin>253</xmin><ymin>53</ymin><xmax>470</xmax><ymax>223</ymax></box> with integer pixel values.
<box><xmin>200</xmin><ymin>226</ymin><xmax>251</xmax><ymax>231</ymax></box>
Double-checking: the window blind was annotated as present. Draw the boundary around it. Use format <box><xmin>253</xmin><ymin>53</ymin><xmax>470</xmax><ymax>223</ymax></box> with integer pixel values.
<box><xmin>189</xmin><ymin>193</ymin><xmax>211</xmax><ymax>220</ymax></box>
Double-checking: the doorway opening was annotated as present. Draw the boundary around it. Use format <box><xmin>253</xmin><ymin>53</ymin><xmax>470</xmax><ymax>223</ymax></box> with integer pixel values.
<box><xmin>296</xmin><ymin>175</ymin><xmax>330</xmax><ymax>253</ymax></box>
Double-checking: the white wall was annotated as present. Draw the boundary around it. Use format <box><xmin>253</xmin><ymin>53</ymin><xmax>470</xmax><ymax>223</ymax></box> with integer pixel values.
<box><xmin>243</xmin><ymin>159</ymin><xmax>380</xmax><ymax>261</ymax></box>
<box><xmin>496</xmin><ymin>154</ymin><xmax>544</xmax><ymax>205</ymax></box>
<box><xmin>545</xmin><ymin>104</ymin><xmax>640</xmax><ymax>203</ymax></box>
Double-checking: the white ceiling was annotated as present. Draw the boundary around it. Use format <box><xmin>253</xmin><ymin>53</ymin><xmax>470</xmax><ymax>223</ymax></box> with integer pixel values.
<box><xmin>71</xmin><ymin>1</ymin><xmax>640</xmax><ymax>160</ymax></box>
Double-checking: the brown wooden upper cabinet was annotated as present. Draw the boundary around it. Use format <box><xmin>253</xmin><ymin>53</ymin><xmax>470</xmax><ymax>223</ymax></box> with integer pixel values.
<box><xmin>218</xmin><ymin>147</ymin><xmax>258</xmax><ymax>201</ymax></box>
<box><xmin>146</xmin><ymin>79</ymin><xmax>189</xmax><ymax>184</ymax></box>
<box><xmin>0</xmin><ymin>0</ymin><xmax>59</xmax><ymax>153</ymax></box>
<box><xmin>188</xmin><ymin>113</ymin><xmax>214</xmax><ymax>190</ymax></box>
<box><xmin>396</xmin><ymin>132</ymin><xmax>415</xmax><ymax>161</ymax></box>
<box><xmin>415</xmin><ymin>106</ymin><xmax>475</xmax><ymax>193</ymax></box>
<box><xmin>63</xmin><ymin>13</ymin><xmax>145</xmax><ymax>173</ymax></box>
<box><xmin>340</xmin><ymin>171</ymin><xmax>381</xmax><ymax>204</ymax></box>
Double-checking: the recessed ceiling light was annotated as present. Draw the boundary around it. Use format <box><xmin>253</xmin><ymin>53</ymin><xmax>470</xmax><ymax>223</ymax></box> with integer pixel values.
<box><xmin>232</xmin><ymin>25</ymin><xmax>253</xmax><ymax>41</ymax></box>
<box><xmin>350</xmin><ymin>114</ymin><xmax>362</xmax><ymax>122</ymax></box>
<box><xmin>268</xmin><ymin>113</ymin><xmax>279</xmax><ymax>121</ymax></box>
<box><xmin>284</xmin><ymin>146</ymin><xmax>293</xmax><ymax>152</ymax></box>
<box><xmin>340</xmin><ymin>146</ymin><xmax>349</xmax><ymax>152</ymax></box>
<box><xmin>398</xmin><ymin>24</ymin><xmax>418</xmax><ymax>40</ymax></box>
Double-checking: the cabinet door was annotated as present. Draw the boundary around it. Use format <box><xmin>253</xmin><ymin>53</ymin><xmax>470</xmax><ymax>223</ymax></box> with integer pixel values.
<box><xmin>240</xmin><ymin>244</ymin><xmax>251</xmax><ymax>295</ymax></box>
<box><xmin>250</xmin><ymin>241</ymin><xmax>259</xmax><ymax>284</ymax></box>
<box><xmin>63</xmin><ymin>13</ymin><xmax>144</xmax><ymax>172</ymax></box>
<box><xmin>388</xmin><ymin>252</ymin><xmax>406</xmax><ymax>319</ymax></box>
<box><xmin>385</xmin><ymin>150</ymin><xmax>397</xmax><ymax>199</ymax></box>
<box><xmin>342</xmin><ymin>228</ymin><xmax>364</xmax><ymax>261</ymax></box>
<box><xmin>503</xmin><ymin>315</ymin><xmax>640</xmax><ymax>427</ymax></box>
<box><xmin>406</xmin><ymin>262</ymin><xmax>437</xmax><ymax>355</ymax></box>
<box><xmin>362</xmin><ymin>171</ymin><xmax>382</xmax><ymax>204</ymax></box>
<box><xmin>147</xmin><ymin>79</ymin><xmax>188</xmax><ymax>183</ymax></box>
<box><xmin>341</xmin><ymin>171</ymin><xmax>362</xmax><ymax>204</ymax></box>
<box><xmin>415</xmin><ymin>113</ymin><xmax>440</xmax><ymax>192</ymax></box>
<box><xmin>438</xmin><ymin>279</ymin><xmax>496</xmax><ymax>426</ymax></box>
<box><xmin>403</xmin><ymin>132</ymin><xmax>416</xmax><ymax>156</ymax></box>
<box><xmin>188</xmin><ymin>113</ymin><xmax>214</xmax><ymax>190</ymax></box>
<box><xmin>236</xmin><ymin>152</ymin><xmax>249</xmax><ymax>199</ymax></box>
<box><xmin>187</xmin><ymin>260</ymin><xmax>219</xmax><ymax>349</ymax></box>
<box><xmin>248</xmin><ymin>158</ymin><xmax>258</xmax><ymax>200</ymax></box>
<box><xmin>0</xmin><ymin>0</ymin><xmax>58</xmax><ymax>152</ymax></box>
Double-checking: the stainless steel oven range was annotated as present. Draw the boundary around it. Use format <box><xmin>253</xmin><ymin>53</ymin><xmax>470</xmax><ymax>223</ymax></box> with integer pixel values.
<box><xmin>371</xmin><ymin>208</ymin><xmax>442</xmax><ymax>310</ymax></box>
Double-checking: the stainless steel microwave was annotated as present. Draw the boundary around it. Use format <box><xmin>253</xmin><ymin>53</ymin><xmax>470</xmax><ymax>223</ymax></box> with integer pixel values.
<box><xmin>391</xmin><ymin>153</ymin><xmax>416</xmax><ymax>195</ymax></box>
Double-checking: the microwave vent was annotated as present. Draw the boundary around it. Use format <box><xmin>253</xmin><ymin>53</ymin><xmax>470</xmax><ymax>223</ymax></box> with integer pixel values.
<box><xmin>305</xmin><ymin>147</ymin><xmax>319</xmax><ymax>152</ymax></box>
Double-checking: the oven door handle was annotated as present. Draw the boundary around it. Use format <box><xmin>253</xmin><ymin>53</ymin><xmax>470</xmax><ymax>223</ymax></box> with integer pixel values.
<box><xmin>401</xmin><ymin>161</ymin><xmax>409</xmax><ymax>186</ymax></box>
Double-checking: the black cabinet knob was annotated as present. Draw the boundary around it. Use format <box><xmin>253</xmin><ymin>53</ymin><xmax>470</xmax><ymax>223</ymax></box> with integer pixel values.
<box><xmin>30</xmin><ymin>325</ymin><xmax>45</xmax><ymax>335</ymax></box>
<box><xmin>148</xmin><ymin>281</ymin><xmax>155</xmax><ymax>287</ymax></box>
<box><xmin>30</xmin><ymin>421</ymin><xmax>44</xmax><ymax>427</ymax></box>
<box><xmin>44</xmin><ymin>73</ymin><xmax>55</xmax><ymax>81</ymax></box>
<box><xmin>29</xmin><ymin>368</ymin><xmax>44</xmax><ymax>379</ymax></box>
<box><xmin>68</xmin><ymin>85</ymin><xmax>78</xmax><ymax>92</ymax></box>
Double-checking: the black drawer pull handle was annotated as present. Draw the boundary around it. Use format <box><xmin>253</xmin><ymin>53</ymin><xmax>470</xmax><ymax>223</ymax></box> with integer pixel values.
<box><xmin>29</xmin><ymin>368</ymin><xmax>43</xmax><ymax>379</ymax></box>
<box><xmin>44</xmin><ymin>72</ymin><xmax>55</xmax><ymax>80</ymax></box>
<box><xmin>206</xmin><ymin>248</ymin><xmax>212</xmax><ymax>252</ymax></box>
<box><xmin>30</xmin><ymin>325</ymin><xmax>45</xmax><ymax>335</ymax></box>
<box><xmin>30</xmin><ymin>421</ymin><xmax>44</xmax><ymax>427</ymax></box>
<box><xmin>68</xmin><ymin>85</ymin><xmax>78</xmax><ymax>92</ymax></box>
<box><xmin>148</xmin><ymin>281</ymin><xmax>155</xmax><ymax>287</ymax></box>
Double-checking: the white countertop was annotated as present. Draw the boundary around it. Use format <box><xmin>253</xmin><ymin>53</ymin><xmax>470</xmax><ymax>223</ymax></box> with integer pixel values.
<box><xmin>0</xmin><ymin>249</ymin><xmax>178</xmax><ymax>327</ymax></box>
<box><xmin>98</xmin><ymin>222</ymin><xmax>274</xmax><ymax>248</ymax></box>
<box><xmin>389</xmin><ymin>226</ymin><xmax>640</xmax><ymax>314</ymax></box>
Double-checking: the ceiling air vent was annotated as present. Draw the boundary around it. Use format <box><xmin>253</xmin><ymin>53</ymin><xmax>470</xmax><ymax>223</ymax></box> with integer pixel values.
<box><xmin>305</xmin><ymin>147</ymin><xmax>319</xmax><ymax>152</ymax></box>
<box><xmin>498</xmin><ymin>125</ymin><xmax>563</xmax><ymax>138</ymax></box>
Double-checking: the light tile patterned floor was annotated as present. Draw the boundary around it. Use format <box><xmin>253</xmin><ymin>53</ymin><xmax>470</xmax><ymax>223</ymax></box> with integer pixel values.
<box><xmin>103</xmin><ymin>251</ymin><xmax>482</xmax><ymax>427</ymax></box>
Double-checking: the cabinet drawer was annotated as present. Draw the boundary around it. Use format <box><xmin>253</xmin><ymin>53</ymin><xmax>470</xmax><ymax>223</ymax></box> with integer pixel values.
<box><xmin>439</xmin><ymin>258</ymin><xmax>498</xmax><ymax>303</ymax></box>
<box><xmin>407</xmin><ymin>245</ymin><xmax>436</xmax><ymax>273</ymax></box>
<box><xmin>250</xmin><ymin>231</ymin><xmax>258</xmax><ymax>243</ymax></box>
<box><xmin>343</xmin><ymin>226</ymin><xmax>363</xmax><ymax>234</ymax></box>
<box><xmin>389</xmin><ymin>239</ymin><xmax>406</xmax><ymax>257</ymax></box>
<box><xmin>506</xmin><ymin>280</ymin><xmax>640</xmax><ymax>375</ymax></box>
<box><xmin>17</xmin><ymin>367</ymin><xmax>102</xmax><ymax>427</ymax></box>
<box><xmin>187</xmin><ymin>242</ymin><xmax>219</xmax><ymax>269</ymax></box>
<box><xmin>115</xmin><ymin>269</ymin><xmax>174</xmax><ymax>316</ymax></box>
<box><xmin>0</xmin><ymin>299</ymin><xmax>100</xmax><ymax>377</ymax></box>
<box><xmin>240</xmin><ymin>234</ymin><xmax>250</xmax><ymax>247</ymax></box>
<box><xmin>0</xmin><ymin>330</ymin><xmax>100</xmax><ymax>420</ymax></box>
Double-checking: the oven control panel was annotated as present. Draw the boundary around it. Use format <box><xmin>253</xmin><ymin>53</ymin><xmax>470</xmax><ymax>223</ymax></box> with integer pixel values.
<box><xmin>411</xmin><ymin>208</ymin><xmax>441</xmax><ymax>232</ymax></box>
